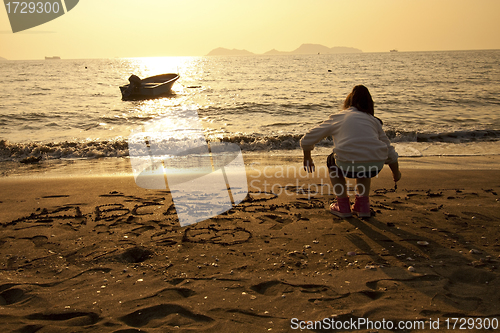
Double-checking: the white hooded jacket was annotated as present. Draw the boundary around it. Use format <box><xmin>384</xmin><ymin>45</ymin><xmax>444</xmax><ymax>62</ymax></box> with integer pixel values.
<box><xmin>300</xmin><ymin>107</ymin><xmax>398</xmax><ymax>165</ymax></box>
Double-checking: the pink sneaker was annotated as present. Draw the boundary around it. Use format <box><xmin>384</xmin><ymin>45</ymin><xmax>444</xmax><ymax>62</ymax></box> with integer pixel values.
<box><xmin>352</xmin><ymin>195</ymin><xmax>371</xmax><ymax>218</ymax></box>
<box><xmin>329</xmin><ymin>197</ymin><xmax>352</xmax><ymax>218</ymax></box>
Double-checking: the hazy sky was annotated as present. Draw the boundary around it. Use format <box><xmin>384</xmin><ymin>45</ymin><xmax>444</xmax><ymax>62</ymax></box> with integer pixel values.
<box><xmin>1</xmin><ymin>0</ymin><xmax>499</xmax><ymax>60</ymax></box>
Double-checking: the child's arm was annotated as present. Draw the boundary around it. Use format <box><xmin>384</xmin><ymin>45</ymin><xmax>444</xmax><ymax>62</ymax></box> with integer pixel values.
<box><xmin>303</xmin><ymin>150</ymin><xmax>315</xmax><ymax>173</ymax></box>
<box><xmin>300</xmin><ymin>114</ymin><xmax>338</xmax><ymax>152</ymax></box>
<box><xmin>376</xmin><ymin>120</ymin><xmax>400</xmax><ymax>182</ymax></box>
<box><xmin>300</xmin><ymin>115</ymin><xmax>339</xmax><ymax>174</ymax></box>
<box><xmin>389</xmin><ymin>161</ymin><xmax>401</xmax><ymax>182</ymax></box>
<box><xmin>301</xmin><ymin>114</ymin><xmax>341</xmax><ymax>174</ymax></box>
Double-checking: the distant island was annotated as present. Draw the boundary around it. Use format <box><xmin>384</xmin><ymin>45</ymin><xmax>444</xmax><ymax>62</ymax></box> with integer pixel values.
<box><xmin>0</xmin><ymin>56</ymin><xmax>8</xmax><ymax>61</ymax></box>
<box><xmin>207</xmin><ymin>48</ymin><xmax>254</xmax><ymax>56</ymax></box>
<box><xmin>207</xmin><ymin>43</ymin><xmax>362</xmax><ymax>56</ymax></box>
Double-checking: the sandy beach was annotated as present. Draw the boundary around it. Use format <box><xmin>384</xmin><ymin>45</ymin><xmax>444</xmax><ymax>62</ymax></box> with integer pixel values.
<box><xmin>1</xmin><ymin>155</ymin><xmax>500</xmax><ymax>332</ymax></box>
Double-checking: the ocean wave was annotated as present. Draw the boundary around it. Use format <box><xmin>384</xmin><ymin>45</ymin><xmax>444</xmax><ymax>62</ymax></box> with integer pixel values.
<box><xmin>386</xmin><ymin>129</ymin><xmax>500</xmax><ymax>143</ymax></box>
<box><xmin>0</xmin><ymin>139</ymin><xmax>130</xmax><ymax>162</ymax></box>
<box><xmin>1</xmin><ymin>128</ymin><xmax>499</xmax><ymax>162</ymax></box>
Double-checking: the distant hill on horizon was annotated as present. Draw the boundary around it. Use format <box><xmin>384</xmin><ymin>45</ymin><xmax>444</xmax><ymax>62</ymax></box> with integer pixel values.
<box><xmin>207</xmin><ymin>43</ymin><xmax>362</xmax><ymax>56</ymax></box>
<box><xmin>206</xmin><ymin>47</ymin><xmax>255</xmax><ymax>56</ymax></box>
<box><xmin>0</xmin><ymin>56</ymin><xmax>8</xmax><ymax>61</ymax></box>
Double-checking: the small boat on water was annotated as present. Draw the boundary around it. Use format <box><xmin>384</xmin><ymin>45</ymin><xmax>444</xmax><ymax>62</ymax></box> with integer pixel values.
<box><xmin>120</xmin><ymin>73</ymin><xmax>179</xmax><ymax>100</ymax></box>
<box><xmin>389</xmin><ymin>49</ymin><xmax>398</xmax><ymax>53</ymax></box>
<box><xmin>45</xmin><ymin>56</ymin><xmax>61</xmax><ymax>60</ymax></box>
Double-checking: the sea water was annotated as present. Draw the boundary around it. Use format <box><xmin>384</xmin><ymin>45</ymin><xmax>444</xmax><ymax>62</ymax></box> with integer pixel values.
<box><xmin>0</xmin><ymin>50</ymin><xmax>499</xmax><ymax>175</ymax></box>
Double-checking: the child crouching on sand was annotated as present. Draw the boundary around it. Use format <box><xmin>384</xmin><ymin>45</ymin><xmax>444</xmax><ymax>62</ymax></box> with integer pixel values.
<box><xmin>300</xmin><ymin>85</ymin><xmax>401</xmax><ymax>218</ymax></box>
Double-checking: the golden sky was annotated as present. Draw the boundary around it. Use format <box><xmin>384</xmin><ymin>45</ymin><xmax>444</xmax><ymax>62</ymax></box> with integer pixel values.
<box><xmin>1</xmin><ymin>0</ymin><xmax>499</xmax><ymax>60</ymax></box>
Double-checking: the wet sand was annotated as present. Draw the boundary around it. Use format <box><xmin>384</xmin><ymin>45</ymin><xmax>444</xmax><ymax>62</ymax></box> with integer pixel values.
<box><xmin>1</xmin><ymin>156</ymin><xmax>500</xmax><ymax>332</ymax></box>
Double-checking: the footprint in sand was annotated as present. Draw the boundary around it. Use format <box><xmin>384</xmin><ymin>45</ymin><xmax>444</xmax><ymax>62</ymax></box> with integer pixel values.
<box><xmin>118</xmin><ymin>304</ymin><xmax>213</xmax><ymax>329</ymax></box>
<box><xmin>251</xmin><ymin>280</ymin><xmax>336</xmax><ymax>297</ymax></box>
<box><xmin>22</xmin><ymin>235</ymin><xmax>49</xmax><ymax>247</ymax></box>
<box><xmin>0</xmin><ymin>286</ymin><xmax>28</xmax><ymax>305</ymax></box>
<box><xmin>24</xmin><ymin>311</ymin><xmax>101</xmax><ymax>327</ymax></box>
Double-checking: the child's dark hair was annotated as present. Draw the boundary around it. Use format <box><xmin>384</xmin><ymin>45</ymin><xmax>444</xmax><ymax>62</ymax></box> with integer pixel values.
<box><xmin>343</xmin><ymin>85</ymin><xmax>375</xmax><ymax>116</ymax></box>
<box><xmin>343</xmin><ymin>85</ymin><xmax>383</xmax><ymax>124</ymax></box>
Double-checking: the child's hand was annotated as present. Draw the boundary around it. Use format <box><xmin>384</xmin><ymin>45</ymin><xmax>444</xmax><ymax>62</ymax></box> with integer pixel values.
<box><xmin>303</xmin><ymin>157</ymin><xmax>315</xmax><ymax>173</ymax></box>
<box><xmin>393</xmin><ymin>170</ymin><xmax>402</xmax><ymax>182</ymax></box>
<box><xmin>388</xmin><ymin>161</ymin><xmax>401</xmax><ymax>182</ymax></box>
<box><xmin>303</xmin><ymin>150</ymin><xmax>315</xmax><ymax>173</ymax></box>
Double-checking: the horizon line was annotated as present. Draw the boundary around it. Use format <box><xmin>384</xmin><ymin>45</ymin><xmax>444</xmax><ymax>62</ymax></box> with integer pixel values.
<box><xmin>2</xmin><ymin>48</ymin><xmax>500</xmax><ymax>61</ymax></box>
